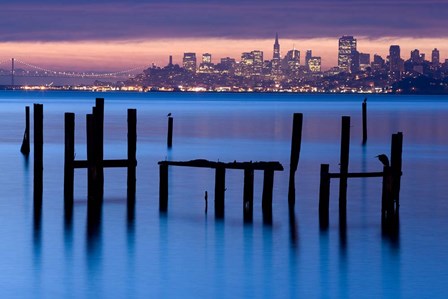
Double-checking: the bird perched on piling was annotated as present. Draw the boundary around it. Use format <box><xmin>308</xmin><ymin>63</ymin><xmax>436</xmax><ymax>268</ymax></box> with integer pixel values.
<box><xmin>376</xmin><ymin>154</ymin><xmax>390</xmax><ymax>167</ymax></box>
<box><xmin>167</xmin><ymin>113</ymin><xmax>172</xmax><ymax>117</ymax></box>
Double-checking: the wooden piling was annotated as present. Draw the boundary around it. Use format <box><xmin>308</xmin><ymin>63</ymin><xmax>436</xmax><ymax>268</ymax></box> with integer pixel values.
<box><xmin>215</xmin><ymin>167</ymin><xmax>226</xmax><ymax>218</ymax></box>
<box><xmin>93</xmin><ymin>98</ymin><xmax>104</xmax><ymax>199</ymax></box>
<box><xmin>127</xmin><ymin>109</ymin><xmax>137</xmax><ymax>200</ymax></box>
<box><xmin>64</xmin><ymin>113</ymin><xmax>75</xmax><ymax>203</ymax></box>
<box><xmin>362</xmin><ymin>99</ymin><xmax>367</xmax><ymax>145</ymax></box>
<box><xmin>261</xmin><ymin>169</ymin><xmax>274</xmax><ymax>218</ymax></box>
<box><xmin>167</xmin><ymin>116</ymin><xmax>173</xmax><ymax>148</ymax></box>
<box><xmin>288</xmin><ymin>113</ymin><xmax>303</xmax><ymax>208</ymax></box>
<box><xmin>390</xmin><ymin>132</ymin><xmax>403</xmax><ymax>210</ymax></box>
<box><xmin>20</xmin><ymin>106</ymin><xmax>30</xmax><ymax>155</ymax></box>
<box><xmin>86</xmin><ymin>114</ymin><xmax>96</xmax><ymax>202</ymax></box>
<box><xmin>243</xmin><ymin>168</ymin><xmax>254</xmax><ymax>221</ymax></box>
<box><xmin>319</xmin><ymin>164</ymin><xmax>330</xmax><ymax>229</ymax></box>
<box><xmin>159</xmin><ymin>163</ymin><xmax>168</xmax><ymax>211</ymax></box>
<box><xmin>339</xmin><ymin>116</ymin><xmax>350</xmax><ymax>218</ymax></box>
<box><xmin>33</xmin><ymin>104</ymin><xmax>43</xmax><ymax>201</ymax></box>
<box><xmin>381</xmin><ymin>165</ymin><xmax>392</xmax><ymax>217</ymax></box>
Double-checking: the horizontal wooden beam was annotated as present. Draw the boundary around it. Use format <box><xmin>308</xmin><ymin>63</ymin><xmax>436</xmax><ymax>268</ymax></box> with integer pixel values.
<box><xmin>74</xmin><ymin>159</ymin><xmax>136</xmax><ymax>169</ymax></box>
<box><xmin>329</xmin><ymin>171</ymin><xmax>384</xmax><ymax>179</ymax></box>
<box><xmin>158</xmin><ymin>159</ymin><xmax>284</xmax><ymax>171</ymax></box>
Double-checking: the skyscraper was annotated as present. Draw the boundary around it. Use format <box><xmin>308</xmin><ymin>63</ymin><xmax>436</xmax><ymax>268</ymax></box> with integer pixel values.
<box><xmin>359</xmin><ymin>53</ymin><xmax>371</xmax><ymax>71</ymax></box>
<box><xmin>183</xmin><ymin>53</ymin><xmax>197</xmax><ymax>72</ymax></box>
<box><xmin>389</xmin><ymin>45</ymin><xmax>403</xmax><ymax>73</ymax></box>
<box><xmin>284</xmin><ymin>49</ymin><xmax>300</xmax><ymax>74</ymax></box>
<box><xmin>252</xmin><ymin>50</ymin><xmax>263</xmax><ymax>76</ymax></box>
<box><xmin>338</xmin><ymin>36</ymin><xmax>357</xmax><ymax>73</ymax></box>
<box><xmin>432</xmin><ymin>48</ymin><xmax>440</xmax><ymax>69</ymax></box>
<box><xmin>202</xmin><ymin>53</ymin><xmax>212</xmax><ymax>64</ymax></box>
<box><xmin>271</xmin><ymin>33</ymin><xmax>282</xmax><ymax>79</ymax></box>
<box><xmin>308</xmin><ymin>57</ymin><xmax>321</xmax><ymax>72</ymax></box>
<box><xmin>305</xmin><ymin>50</ymin><xmax>312</xmax><ymax>70</ymax></box>
<box><xmin>273</xmin><ymin>33</ymin><xmax>280</xmax><ymax>60</ymax></box>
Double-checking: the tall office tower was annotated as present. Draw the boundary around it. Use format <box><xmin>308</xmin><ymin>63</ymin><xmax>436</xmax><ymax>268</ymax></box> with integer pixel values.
<box><xmin>308</xmin><ymin>57</ymin><xmax>321</xmax><ymax>72</ymax></box>
<box><xmin>410</xmin><ymin>49</ymin><xmax>421</xmax><ymax>64</ymax></box>
<box><xmin>432</xmin><ymin>48</ymin><xmax>440</xmax><ymax>68</ymax></box>
<box><xmin>305</xmin><ymin>50</ymin><xmax>312</xmax><ymax>69</ymax></box>
<box><xmin>240</xmin><ymin>52</ymin><xmax>254</xmax><ymax>77</ymax></box>
<box><xmin>338</xmin><ymin>36</ymin><xmax>357</xmax><ymax>73</ymax></box>
<box><xmin>252</xmin><ymin>50</ymin><xmax>264</xmax><ymax>75</ymax></box>
<box><xmin>273</xmin><ymin>33</ymin><xmax>280</xmax><ymax>60</ymax></box>
<box><xmin>202</xmin><ymin>53</ymin><xmax>212</xmax><ymax>64</ymax></box>
<box><xmin>389</xmin><ymin>45</ymin><xmax>403</xmax><ymax>72</ymax></box>
<box><xmin>284</xmin><ymin>49</ymin><xmax>300</xmax><ymax>74</ymax></box>
<box><xmin>183</xmin><ymin>52</ymin><xmax>197</xmax><ymax>72</ymax></box>
<box><xmin>359</xmin><ymin>53</ymin><xmax>371</xmax><ymax>71</ymax></box>
<box><xmin>372</xmin><ymin>54</ymin><xmax>385</xmax><ymax>71</ymax></box>
<box><xmin>350</xmin><ymin>50</ymin><xmax>360</xmax><ymax>73</ymax></box>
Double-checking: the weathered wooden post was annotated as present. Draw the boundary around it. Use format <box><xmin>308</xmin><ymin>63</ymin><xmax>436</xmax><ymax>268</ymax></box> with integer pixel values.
<box><xmin>215</xmin><ymin>166</ymin><xmax>226</xmax><ymax>218</ymax></box>
<box><xmin>159</xmin><ymin>163</ymin><xmax>169</xmax><ymax>211</ymax></box>
<box><xmin>93</xmin><ymin>98</ymin><xmax>104</xmax><ymax>199</ymax></box>
<box><xmin>262</xmin><ymin>169</ymin><xmax>274</xmax><ymax>222</ymax></box>
<box><xmin>381</xmin><ymin>165</ymin><xmax>392</xmax><ymax>218</ymax></box>
<box><xmin>339</xmin><ymin>116</ymin><xmax>350</xmax><ymax>219</ymax></box>
<box><xmin>64</xmin><ymin>113</ymin><xmax>75</xmax><ymax>203</ymax></box>
<box><xmin>21</xmin><ymin>106</ymin><xmax>30</xmax><ymax>155</ymax></box>
<box><xmin>362</xmin><ymin>98</ymin><xmax>367</xmax><ymax>145</ymax></box>
<box><xmin>86</xmin><ymin>114</ymin><xmax>97</xmax><ymax>202</ymax></box>
<box><xmin>390</xmin><ymin>132</ymin><xmax>403</xmax><ymax>211</ymax></box>
<box><xmin>319</xmin><ymin>164</ymin><xmax>330</xmax><ymax>229</ymax></box>
<box><xmin>127</xmin><ymin>109</ymin><xmax>137</xmax><ymax>200</ymax></box>
<box><xmin>33</xmin><ymin>104</ymin><xmax>43</xmax><ymax>201</ymax></box>
<box><xmin>288</xmin><ymin>113</ymin><xmax>303</xmax><ymax>208</ymax></box>
<box><xmin>243</xmin><ymin>167</ymin><xmax>254</xmax><ymax>222</ymax></box>
<box><xmin>167</xmin><ymin>116</ymin><xmax>173</xmax><ymax>148</ymax></box>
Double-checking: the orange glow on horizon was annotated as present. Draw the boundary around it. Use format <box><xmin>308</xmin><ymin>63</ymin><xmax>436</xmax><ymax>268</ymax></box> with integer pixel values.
<box><xmin>0</xmin><ymin>37</ymin><xmax>447</xmax><ymax>72</ymax></box>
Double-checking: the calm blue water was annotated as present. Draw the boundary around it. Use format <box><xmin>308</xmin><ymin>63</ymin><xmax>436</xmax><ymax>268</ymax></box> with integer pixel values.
<box><xmin>0</xmin><ymin>91</ymin><xmax>447</xmax><ymax>298</ymax></box>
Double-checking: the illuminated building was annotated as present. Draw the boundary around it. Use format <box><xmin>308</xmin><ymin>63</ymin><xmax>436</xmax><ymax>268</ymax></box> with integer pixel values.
<box><xmin>410</xmin><ymin>49</ymin><xmax>422</xmax><ymax>64</ymax></box>
<box><xmin>359</xmin><ymin>53</ymin><xmax>371</xmax><ymax>71</ymax></box>
<box><xmin>284</xmin><ymin>49</ymin><xmax>300</xmax><ymax>73</ymax></box>
<box><xmin>308</xmin><ymin>57</ymin><xmax>321</xmax><ymax>72</ymax></box>
<box><xmin>183</xmin><ymin>52</ymin><xmax>197</xmax><ymax>72</ymax></box>
<box><xmin>252</xmin><ymin>50</ymin><xmax>263</xmax><ymax>75</ymax></box>
<box><xmin>239</xmin><ymin>50</ymin><xmax>263</xmax><ymax>77</ymax></box>
<box><xmin>218</xmin><ymin>57</ymin><xmax>236</xmax><ymax>74</ymax></box>
<box><xmin>389</xmin><ymin>45</ymin><xmax>403</xmax><ymax>73</ymax></box>
<box><xmin>372</xmin><ymin>54</ymin><xmax>385</xmax><ymax>71</ymax></box>
<box><xmin>432</xmin><ymin>48</ymin><xmax>440</xmax><ymax>69</ymax></box>
<box><xmin>305</xmin><ymin>50</ymin><xmax>312</xmax><ymax>70</ymax></box>
<box><xmin>202</xmin><ymin>53</ymin><xmax>212</xmax><ymax>64</ymax></box>
<box><xmin>271</xmin><ymin>33</ymin><xmax>282</xmax><ymax>79</ymax></box>
<box><xmin>273</xmin><ymin>33</ymin><xmax>280</xmax><ymax>60</ymax></box>
<box><xmin>338</xmin><ymin>36</ymin><xmax>357</xmax><ymax>73</ymax></box>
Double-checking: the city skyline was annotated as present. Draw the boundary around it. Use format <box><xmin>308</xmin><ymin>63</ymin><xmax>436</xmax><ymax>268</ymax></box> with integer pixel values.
<box><xmin>0</xmin><ymin>36</ymin><xmax>447</xmax><ymax>72</ymax></box>
<box><xmin>0</xmin><ymin>0</ymin><xmax>446</xmax><ymax>71</ymax></box>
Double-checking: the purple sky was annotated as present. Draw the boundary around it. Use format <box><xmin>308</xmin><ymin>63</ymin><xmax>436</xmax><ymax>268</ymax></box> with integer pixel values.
<box><xmin>1</xmin><ymin>0</ymin><xmax>446</xmax><ymax>41</ymax></box>
<box><xmin>0</xmin><ymin>0</ymin><xmax>446</xmax><ymax>70</ymax></box>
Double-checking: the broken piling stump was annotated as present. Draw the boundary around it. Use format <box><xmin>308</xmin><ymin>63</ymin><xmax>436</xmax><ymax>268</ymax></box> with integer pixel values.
<box><xmin>20</xmin><ymin>106</ymin><xmax>30</xmax><ymax>155</ymax></box>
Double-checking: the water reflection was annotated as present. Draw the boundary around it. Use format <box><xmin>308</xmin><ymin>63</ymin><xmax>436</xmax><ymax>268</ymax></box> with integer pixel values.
<box><xmin>86</xmin><ymin>201</ymin><xmax>102</xmax><ymax>282</ymax></box>
<box><xmin>64</xmin><ymin>200</ymin><xmax>73</xmax><ymax>252</ymax></box>
<box><xmin>33</xmin><ymin>197</ymin><xmax>42</xmax><ymax>263</ymax></box>
<box><xmin>382</xmin><ymin>213</ymin><xmax>400</xmax><ymax>250</ymax></box>
<box><xmin>289</xmin><ymin>208</ymin><xmax>299</xmax><ymax>249</ymax></box>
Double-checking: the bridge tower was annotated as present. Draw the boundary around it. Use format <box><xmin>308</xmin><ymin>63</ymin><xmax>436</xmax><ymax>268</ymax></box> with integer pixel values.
<box><xmin>11</xmin><ymin>58</ymin><xmax>15</xmax><ymax>88</ymax></box>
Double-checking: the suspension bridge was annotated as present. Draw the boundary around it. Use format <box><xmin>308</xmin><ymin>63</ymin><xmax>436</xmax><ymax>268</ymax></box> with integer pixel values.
<box><xmin>0</xmin><ymin>58</ymin><xmax>148</xmax><ymax>86</ymax></box>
